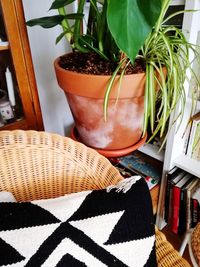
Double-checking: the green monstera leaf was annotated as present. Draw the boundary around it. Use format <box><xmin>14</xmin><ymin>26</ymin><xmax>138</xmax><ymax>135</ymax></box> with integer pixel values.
<box><xmin>107</xmin><ymin>0</ymin><xmax>162</xmax><ymax>63</ymax></box>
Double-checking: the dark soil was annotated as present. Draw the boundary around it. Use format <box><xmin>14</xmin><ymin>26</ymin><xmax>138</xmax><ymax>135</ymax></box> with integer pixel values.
<box><xmin>59</xmin><ymin>52</ymin><xmax>145</xmax><ymax>75</ymax></box>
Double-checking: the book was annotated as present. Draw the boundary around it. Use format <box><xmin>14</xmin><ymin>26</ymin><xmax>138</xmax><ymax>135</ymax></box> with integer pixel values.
<box><xmin>191</xmin><ymin>198</ymin><xmax>199</xmax><ymax>228</ymax></box>
<box><xmin>183</xmin><ymin>112</ymin><xmax>200</xmax><ymax>155</ymax></box>
<box><xmin>191</xmin><ymin>187</ymin><xmax>200</xmax><ymax>227</ymax></box>
<box><xmin>191</xmin><ymin>121</ymin><xmax>200</xmax><ymax>160</ymax></box>
<box><xmin>171</xmin><ymin>173</ymin><xmax>192</xmax><ymax>234</ymax></box>
<box><xmin>116</xmin><ymin>151</ymin><xmax>162</xmax><ymax>190</ymax></box>
<box><xmin>185</xmin><ymin>178</ymin><xmax>200</xmax><ymax>230</ymax></box>
<box><xmin>187</xmin><ymin>111</ymin><xmax>200</xmax><ymax>157</ymax></box>
<box><xmin>178</xmin><ymin>176</ymin><xmax>199</xmax><ymax>234</ymax></box>
<box><xmin>109</xmin><ymin>159</ymin><xmax>137</xmax><ymax>178</ymax></box>
<box><xmin>109</xmin><ymin>157</ymin><xmax>159</xmax><ymax>190</ymax></box>
<box><xmin>167</xmin><ymin>170</ymin><xmax>186</xmax><ymax>227</ymax></box>
<box><xmin>183</xmin><ymin>120</ymin><xmax>193</xmax><ymax>155</ymax></box>
<box><xmin>164</xmin><ymin>167</ymin><xmax>182</xmax><ymax>222</ymax></box>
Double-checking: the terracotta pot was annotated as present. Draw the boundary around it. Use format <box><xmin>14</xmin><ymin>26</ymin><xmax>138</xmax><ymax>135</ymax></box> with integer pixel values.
<box><xmin>54</xmin><ymin>55</ymin><xmax>145</xmax><ymax>150</ymax></box>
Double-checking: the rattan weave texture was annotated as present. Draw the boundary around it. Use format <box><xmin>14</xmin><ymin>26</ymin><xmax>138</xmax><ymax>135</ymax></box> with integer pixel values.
<box><xmin>0</xmin><ymin>130</ymin><xmax>122</xmax><ymax>201</ymax></box>
<box><xmin>155</xmin><ymin>228</ymin><xmax>191</xmax><ymax>267</ymax></box>
<box><xmin>191</xmin><ymin>223</ymin><xmax>200</xmax><ymax>266</ymax></box>
<box><xmin>0</xmin><ymin>130</ymin><xmax>191</xmax><ymax>267</ymax></box>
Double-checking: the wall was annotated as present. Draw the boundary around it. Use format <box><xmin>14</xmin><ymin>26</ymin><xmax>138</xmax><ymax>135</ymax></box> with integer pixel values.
<box><xmin>22</xmin><ymin>0</ymin><xmax>74</xmax><ymax>136</ymax></box>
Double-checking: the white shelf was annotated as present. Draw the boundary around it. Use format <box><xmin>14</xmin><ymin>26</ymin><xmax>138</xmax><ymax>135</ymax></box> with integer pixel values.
<box><xmin>170</xmin><ymin>0</ymin><xmax>185</xmax><ymax>5</ymax></box>
<box><xmin>173</xmin><ymin>154</ymin><xmax>200</xmax><ymax>177</ymax></box>
<box><xmin>138</xmin><ymin>143</ymin><xmax>165</xmax><ymax>162</ymax></box>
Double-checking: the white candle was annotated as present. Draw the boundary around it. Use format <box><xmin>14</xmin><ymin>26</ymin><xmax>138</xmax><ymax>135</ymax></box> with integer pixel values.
<box><xmin>5</xmin><ymin>67</ymin><xmax>16</xmax><ymax>107</ymax></box>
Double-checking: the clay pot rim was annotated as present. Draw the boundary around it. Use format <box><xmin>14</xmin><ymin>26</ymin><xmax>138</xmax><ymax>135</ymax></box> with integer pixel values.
<box><xmin>54</xmin><ymin>54</ymin><xmax>146</xmax><ymax>79</ymax></box>
<box><xmin>54</xmin><ymin>54</ymin><xmax>146</xmax><ymax>99</ymax></box>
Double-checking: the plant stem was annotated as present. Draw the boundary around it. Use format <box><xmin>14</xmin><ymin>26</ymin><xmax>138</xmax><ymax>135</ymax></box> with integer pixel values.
<box><xmin>58</xmin><ymin>7</ymin><xmax>73</xmax><ymax>46</ymax></box>
<box><xmin>98</xmin><ymin>0</ymin><xmax>107</xmax><ymax>53</ymax></box>
<box><xmin>74</xmin><ymin>0</ymin><xmax>89</xmax><ymax>52</ymax></box>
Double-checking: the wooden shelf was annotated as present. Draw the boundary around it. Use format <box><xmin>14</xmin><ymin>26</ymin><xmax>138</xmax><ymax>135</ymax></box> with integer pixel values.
<box><xmin>0</xmin><ymin>44</ymin><xmax>9</xmax><ymax>50</ymax></box>
<box><xmin>0</xmin><ymin>118</ymin><xmax>28</xmax><ymax>130</ymax></box>
<box><xmin>173</xmin><ymin>154</ymin><xmax>200</xmax><ymax>177</ymax></box>
<box><xmin>0</xmin><ymin>0</ymin><xmax>43</xmax><ymax>131</ymax></box>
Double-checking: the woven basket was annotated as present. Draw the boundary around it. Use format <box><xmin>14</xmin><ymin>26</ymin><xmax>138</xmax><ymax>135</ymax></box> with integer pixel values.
<box><xmin>191</xmin><ymin>223</ymin><xmax>200</xmax><ymax>266</ymax></box>
<box><xmin>0</xmin><ymin>130</ymin><xmax>191</xmax><ymax>267</ymax></box>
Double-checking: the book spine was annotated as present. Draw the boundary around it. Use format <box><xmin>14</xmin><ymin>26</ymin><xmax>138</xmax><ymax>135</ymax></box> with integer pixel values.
<box><xmin>164</xmin><ymin>174</ymin><xmax>172</xmax><ymax>223</ymax></box>
<box><xmin>183</xmin><ymin>121</ymin><xmax>192</xmax><ymax>155</ymax></box>
<box><xmin>186</xmin><ymin>191</ymin><xmax>193</xmax><ymax>230</ymax></box>
<box><xmin>191</xmin><ymin>198</ymin><xmax>199</xmax><ymax>228</ymax></box>
<box><xmin>191</xmin><ymin>122</ymin><xmax>200</xmax><ymax>160</ymax></box>
<box><xmin>167</xmin><ymin>184</ymin><xmax>175</xmax><ymax>229</ymax></box>
<box><xmin>187</xmin><ymin>120</ymin><xmax>198</xmax><ymax>157</ymax></box>
<box><xmin>186</xmin><ymin>181</ymin><xmax>200</xmax><ymax>230</ymax></box>
<box><xmin>178</xmin><ymin>188</ymin><xmax>187</xmax><ymax>234</ymax></box>
<box><xmin>171</xmin><ymin>185</ymin><xmax>181</xmax><ymax>234</ymax></box>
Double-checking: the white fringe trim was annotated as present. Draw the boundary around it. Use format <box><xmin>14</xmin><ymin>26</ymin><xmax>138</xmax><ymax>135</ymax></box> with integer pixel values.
<box><xmin>106</xmin><ymin>176</ymin><xmax>142</xmax><ymax>193</ymax></box>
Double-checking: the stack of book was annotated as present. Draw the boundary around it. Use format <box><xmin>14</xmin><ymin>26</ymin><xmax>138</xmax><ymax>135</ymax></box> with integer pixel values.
<box><xmin>109</xmin><ymin>150</ymin><xmax>162</xmax><ymax>190</ymax></box>
<box><xmin>164</xmin><ymin>167</ymin><xmax>200</xmax><ymax>234</ymax></box>
<box><xmin>184</xmin><ymin>111</ymin><xmax>200</xmax><ymax>160</ymax></box>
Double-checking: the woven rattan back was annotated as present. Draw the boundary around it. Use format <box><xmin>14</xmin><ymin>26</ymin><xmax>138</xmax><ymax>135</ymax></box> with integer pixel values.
<box><xmin>0</xmin><ymin>130</ymin><xmax>122</xmax><ymax>201</ymax></box>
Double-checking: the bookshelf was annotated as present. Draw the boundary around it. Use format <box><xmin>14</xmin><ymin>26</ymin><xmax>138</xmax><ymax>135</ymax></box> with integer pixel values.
<box><xmin>0</xmin><ymin>0</ymin><xmax>43</xmax><ymax>130</ymax></box>
<box><xmin>138</xmin><ymin>143</ymin><xmax>165</xmax><ymax>162</ymax></box>
<box><xmin>156</xmin><ymin>0</ymin><xmax>200</xmax><ymax>232</ymax></box>
<box><xmin>171</xmin><ymin>0</ymin><xmax>185</xmax><ymax>5</ymax></box>
<box><xmin>173</xmin><ymin>155</ymin><xmax>200</xmax><ymax>178</ymax></box>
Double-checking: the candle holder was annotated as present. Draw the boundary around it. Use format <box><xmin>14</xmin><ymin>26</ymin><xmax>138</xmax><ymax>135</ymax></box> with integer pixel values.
<box><xmin>0</xmin><ymin>89</ymin><xmax>15</xmax><ymax>123</ymax></box>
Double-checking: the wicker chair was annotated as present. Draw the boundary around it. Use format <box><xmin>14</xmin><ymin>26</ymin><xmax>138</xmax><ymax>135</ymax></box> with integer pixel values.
<box><xmin>0</xmin><ymin>130</ymin><xmax>191</xmax><ymax>267</ymax></box>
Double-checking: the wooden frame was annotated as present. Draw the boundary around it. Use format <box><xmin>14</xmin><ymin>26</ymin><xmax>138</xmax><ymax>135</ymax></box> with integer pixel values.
<box><xmin>0</xmin><ymin>0</ymin><xmax>43</xmax><ymax>130</ymax></box>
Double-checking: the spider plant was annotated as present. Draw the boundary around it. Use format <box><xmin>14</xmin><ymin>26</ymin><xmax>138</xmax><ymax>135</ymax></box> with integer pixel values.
<box><xmin>26</xmin><ymin>0</ymin><xmax>199</xmax><ymax>141</ymax></box>
<box><xmin>141</xmin><ymin>3</ymin><xmax>200</xmax><ymax>142</ymax></box>
<box><xmin>104</xmin><ymin>0</ymin><xmax>200</xmax><ymax>142</ymax></box>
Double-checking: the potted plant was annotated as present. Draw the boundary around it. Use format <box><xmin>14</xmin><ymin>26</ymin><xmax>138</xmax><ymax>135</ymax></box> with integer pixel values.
<box><xmin>26</xmin><ymin>0</ymin><xmax>199</xmax><ymax>152</ymax></box>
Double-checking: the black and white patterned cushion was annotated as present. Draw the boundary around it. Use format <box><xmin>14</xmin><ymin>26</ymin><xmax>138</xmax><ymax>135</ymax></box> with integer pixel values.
<box><xmin>0</xmin><ymin>177</ymin><xmax>157</xmax><ymax>267</ymax></box>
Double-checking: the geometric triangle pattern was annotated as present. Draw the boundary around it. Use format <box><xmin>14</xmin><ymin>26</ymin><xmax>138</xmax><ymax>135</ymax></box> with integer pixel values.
<box><xmin>55</xmin><ymin>253</ymin><xmax>86</xmax><ymax>267</ymax></box>
<box><xmin>0</xmin><ymin>178</ymin><xmax>156</xmax><ymax>267</ymax></box>
<box><xmin>103</xmin><ymin>236</ymin><xmax>155</xmax><ymax>267</ymax></box>
<box><xmin>41</xmin><ymin>237</ymin><xmax>107</xmax><ymax>267</ymax></box>
<box><xmin>0</xmin><ymin>223</ymin><xmax>61</xmax><ymax>259</ymax></box>
<box><xmin>69</xmin><ymin>211</ymin><xmax>124</xmax><ymax>244</ymax></box>
<box><xmin>0</xmin><ymin>237</ymin><xmax>24</xmax><ymax>266</ymax></box>
<box><xmin>0</xmin><ymin>202</ymin><xmax>60</xmax><ymax>231</ymax></box>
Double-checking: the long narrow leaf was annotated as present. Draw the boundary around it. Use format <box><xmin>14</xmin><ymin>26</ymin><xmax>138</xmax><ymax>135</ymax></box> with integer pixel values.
<box><xmin>148</xmin><ymin>63</ymin><xmax>156</xmax><ymax>132</ymax></box>
<box><xmin>162</xmin><ymin>9</ymin><xmax>197</xmax><ymax>25</ymax></box>
<box><xmin>115</xmin><ymin>60</ymin><xmax>130</xmax><ymax>105</ymax></box>
<box><xmin>142</xmin><ymin>64</ymin><xmax>150</xmax><ymax>136</ymax></box>
<box><xmin>103</xmin><ymin>58</ymin><xmax>126</xmax><ymax>121</ymax></box>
